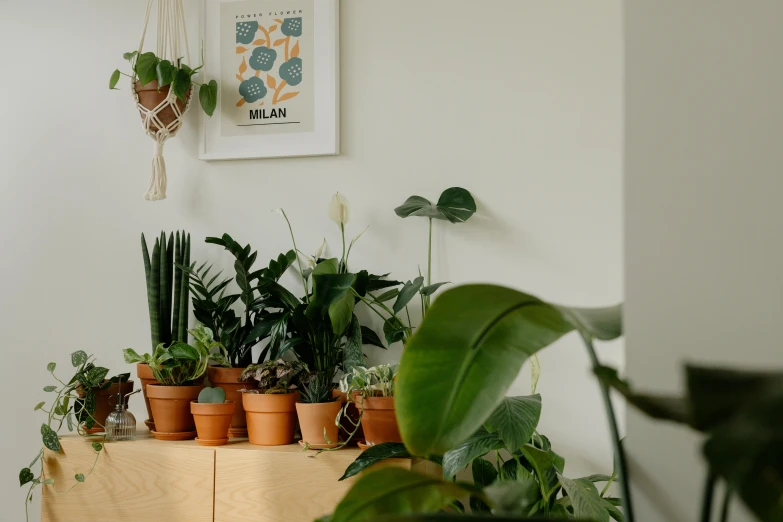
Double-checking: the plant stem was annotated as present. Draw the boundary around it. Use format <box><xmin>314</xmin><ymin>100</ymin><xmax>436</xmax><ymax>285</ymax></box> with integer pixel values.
<box><xmin>580</xmin><ymin>333</ymin><xmax>635</xmax><ymax>522</ymax></box>
<box><xmin>278</xmin><ymin>209</ymin><xmax>310</xmax><ymax>303</ymax></box>
<box><xmin>340</xmin><ymin>223</ymin><xmax>346</xmax><ymax>272</ymax></box>
<box><xmin>426</xmin><ymin>218</ymin><xmax>433</xmax><ymax>311</ymax></box>
<box><xmin>701</xmin><ymin>471</ymin><xmax>717</xmax><ymax>522</ymax></box>
<box><xmin>719</xmin><ymin>485</ymin><xmax>732</xmax><ymax>522</ymax></box>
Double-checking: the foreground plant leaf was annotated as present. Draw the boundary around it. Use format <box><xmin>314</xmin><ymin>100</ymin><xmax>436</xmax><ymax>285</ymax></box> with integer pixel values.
<box><xmin>397</xmin><ymin>285</ymin><xmax>621</xmax><ymax>457</ymax></box>
<box><xmin>484</xmin><ymin>395</ymin><xmax>542</xmax><ymax>452</ymax></box>
<box><xmin>339</xmin><ymin>442</ymin><xmax>410</xmax><ymax>481</ymax></box>
<box><xmin>329</xmin><ymin>467</ymin><xmax>468</xmax><ymax>522</ymax></box>
<box><xmin>442</xmin><ymin>427</ymin><xmax>503</xmax><ymax>479</ymax></box>
<box><xmin>559</xmin><ymin>476</ymin><xmax>610</xmax><ymax>522</ymax></box>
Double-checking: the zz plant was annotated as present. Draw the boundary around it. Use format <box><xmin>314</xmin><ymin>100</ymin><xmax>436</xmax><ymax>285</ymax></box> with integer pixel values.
<box><xmin>20</xmin><ymin>352</ymin><xmax>122</xmax><ymax>522</ymax></box>
<box><xmin>110</xmin><ymin>51</ymin><xmax>218</xmax><ymax>116</ymax></box>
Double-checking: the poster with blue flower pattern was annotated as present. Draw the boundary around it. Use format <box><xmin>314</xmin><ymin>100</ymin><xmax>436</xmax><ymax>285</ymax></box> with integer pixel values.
<box><xmin>220</xmin><ymin>0</ymin><xmax>314</xmax><ymax>137</ymax></box>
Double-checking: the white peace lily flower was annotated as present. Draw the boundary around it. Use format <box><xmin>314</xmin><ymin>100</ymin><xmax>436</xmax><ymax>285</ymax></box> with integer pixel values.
<box><xmin>328</xmin><ymin>192</ymin><xmax>350</xmax><ymax>225</ymax></box>
<box><xmin>314</xmin><ymin>238</ymin><xmax>327</xmax><ymax>260</ymax></box>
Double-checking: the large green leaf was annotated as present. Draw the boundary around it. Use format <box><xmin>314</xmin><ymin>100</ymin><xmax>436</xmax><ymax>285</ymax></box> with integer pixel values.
<box><xmin>484</xmin><ymin>395</ymin><xmax>542</xmax><ymax>452</ymax></box>
<box><xmin>394</xmin><ymin>187</ymin><xmax>477</xmax><ymax>224</ymax></box>
<box><xmin>393</xmin><ymin>277</ymin><xmax>424</xmax><ymax>314</ymax></box>
<box><xmin>134</xmin><ymin>52</ymin><xmax>159</xmax><ymax>85</ymax></box>
<box><xmin>559</xmin><ymin>476</ymin><xmax>610</xmax><ymax>522</ymax></box>
<box><xmin>472</xmin><ymin>458</ymin><xmax>497</xmax><ymax>487</ymax></box>
<box><xmin>339</xmin><ymin>442</ymin><xmax>411</xmax><ymax>481</ymax></box>
<box><xmin>330</xmin><ymin>467</ymin><xmax>468</xmax><ymax>522</ymax></box>
<box><xmin>329</xmin><ymin>288</ymin><xmax>356</xmax><ymax>335</ymax></box>
<box><xmin>442</xmin><ymin>427</ymin><xmax>504</xmax><ymax>479</ymax></box>
<box><xmin>520</xmin><ymin>445</ymin><xmax>560</xmax><ymax>501</ymax></box>
<box><xmin>483</xmin><ymin>470</ymin><xmax>541</xmax><ymax>516</ymax></box>
<box><xmin>398</xmin><ymin>285</ymin><xmax>623</xmax><ymax>456</ymax></box>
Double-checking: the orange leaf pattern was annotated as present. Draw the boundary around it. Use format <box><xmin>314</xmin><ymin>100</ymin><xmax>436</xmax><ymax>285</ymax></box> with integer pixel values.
<box><xmin>252</xmin><ymin>39</ymin><xmax>266</xmax><ymax>46</ymax></box>
<box><xmin>276</xmin><ymin>91</ymin><xmax>300</xmax><ymax>103</ymax></box>
<box><xmin>236</xmin><ymin>46</ymin><xmax>248</xmax><ymax>54</ymax></box>
<box><xmin>239</xmin><ymin>56</ymin><xmax>248</xmax><ymax>75</ymax></box>
<box><xmin>273</xmin><ymin>38</ymin><xmax>287</xmax><ymax>47</ymax></box>
<box><xmin>267</xmin><ymin>74</ymin><xmax>277</xmax><ymax>89</ymax></box>
<box><xmin>291</xmin><ymin>41</ymin><xmax>300</xmax><ymax>58</ymax></box>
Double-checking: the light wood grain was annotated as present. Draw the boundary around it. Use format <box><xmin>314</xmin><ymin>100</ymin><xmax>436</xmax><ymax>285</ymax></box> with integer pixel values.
<box><xmin>42</xmin><ymin>434</ymin><xmax>215</xmax><ymax>522</ymax></box>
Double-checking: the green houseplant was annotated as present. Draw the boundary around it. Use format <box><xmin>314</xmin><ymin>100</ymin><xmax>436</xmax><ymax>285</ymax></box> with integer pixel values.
<box><xmin>324</xmin><ymin>285</ymin><xmax>783</xmax><ymax>522</ymax></box>
<box><xmin>191</xmin><ymin>386</ymin><xmax>234</xmax><ymax>446</ymax></box>
<box><xmin>123</xmin><ymin>324</ymin><xmax>213</xmax><ymax>440</ymax></box>
<box><xmin>19</xmin><ymin>351</ymin><xmax>121</xmax><ymax>522</ymax></box>
<box><xmin>339</xmin><ymin>364</ymin><xmax>400</xmax><ymax>447</ymax></box>
<box><xmin>137</xmin><ymin>231</ymin><xmax>191</xmax><ymax>431</ymax></box>
<box><xmin>297</xmin><ymin>372</ymin><xmax>342</xmax><ymax>449</ymax></box>
<box><xmin>241</xmin><ymin>359</ymin><xmax>307</xmax><ymax>446</ymax></box>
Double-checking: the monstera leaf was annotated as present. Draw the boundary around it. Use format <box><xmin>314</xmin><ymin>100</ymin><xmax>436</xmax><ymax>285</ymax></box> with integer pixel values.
<box><xmin>394</xmin><ymin>187</ymin><xmax>476</xmax><ymax>224</ymax></box>
<box><xmin>396</xmin><ymin>284</ymin><xmax>622</xmax><ymax>457</ymax></box>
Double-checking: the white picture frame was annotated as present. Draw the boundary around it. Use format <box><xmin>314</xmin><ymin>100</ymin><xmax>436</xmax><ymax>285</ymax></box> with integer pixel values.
<box><xmin>199</xmin><ymin>0</ymin><xmax>339</xmax><ymax>161</ymax></box>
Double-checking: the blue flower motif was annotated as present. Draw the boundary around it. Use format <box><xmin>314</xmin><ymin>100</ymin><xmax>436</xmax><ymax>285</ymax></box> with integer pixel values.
<box><xmin>278</xmin><ymin>57</ymin><xmax>303</xmax><ymax>86</ymax></box>
<box><xmin>249</xmin><ymin>46</ymin><xmax>277</xmax><ymax>72</ymax></box>
<box><xmin>281</xmin><ymin>18</ymin><xmax>302</xmax><ymax>37</ymax></box>
<box><xmin>236</xmin><ymin>21</ymin><xmax>258</xmax><ymax>44</ymax></box>
<box><xmin>239</xmin><ymin>77</ymin><xmax>267</xmax><ymax>103</ymax></box>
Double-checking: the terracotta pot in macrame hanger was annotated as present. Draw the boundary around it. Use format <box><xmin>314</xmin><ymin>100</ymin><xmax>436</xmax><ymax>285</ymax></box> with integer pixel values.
<box><xmin>131</xmin><ymin>0</ymin><xmax>194</xmax><ymax>201</ymax></box>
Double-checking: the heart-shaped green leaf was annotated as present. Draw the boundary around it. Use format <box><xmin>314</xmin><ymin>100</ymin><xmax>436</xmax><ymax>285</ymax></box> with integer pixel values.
<box><xmin>46</xmin><ymin>362</ymin><xmax>56</xmax><ymax>372</ymax></box>
<box><xmin>33</xmin><ymin>402</ymin><xmax>45</xmax><ymax>411</ymax></box>
<box><xmin>134</xmin><ymin>52</ymin><xmax>159</xmax><ymax>85</ymax></box>
<box><xmin>330</xmin><ymin>467</ymin><xmax>469</xmax><ymax>522</ymax></box>
<box><xmin>19</xmin><ymin>468</ymin><xmax>34</xmax><ymax>487</ymax></box>
<box><xmin>484</xmin><ymin>395</ymin><xmax>542</xmax><ymax>452</ymax></box>
<box><xmin>71</xmin><ymin>351</ymin><xmax>88</xmax><ymax>367</ymax></box>
<box><xmin>74</xmin><ymin>473</ymin><xmax>85</xmax><ymax>483</ymax></box>
<box><xmin>109</xmin><ymin>69</ymin><xmax>121</xmax><ymax>90</ymax></box>
<box><xmin>394</xmin><ymin>188</ymin><xmax>476</xmax><ymax>224</ymax></box>
<box><xmin>43</xmin><ymin>386</ymin><xmax>56</xmax><ymax>392</ymax></box>
<box><xmin>172</xmin><ymin>68</ymin><xmax>191</xmax><ymax>102</ymax></box>
<box><xmin>155</xmin><ymin>59</ymin><xmax>177</xmax><ymax>88</ymax></box>
<box><xmin>91</xmin><ymin>442</ymin><xmax>103</xmax><ymax>452</ymax></box>
<box><xmin>471</xmin><ymin>458</ymin><xmax>497</xmax><ymax>487</ymax></box>
<box><xmin>41</xmin><ymin>424</ymin><xmax>60</xmax><ymax>452</ymax></box>
<box><xmin>199</xmin><ymin>80</ymin><xmax>218</xmax><ymax>117</ymax></box>
<box><xmin>198</xmin><ymin>386</ymin><xmax>226</xmax><ymax>404</ymax></box>
<box><xmin>397</xmin><ymin>284</ymin><xmax>621</xmax><ymax>457</ymax></box>
<box><xmin>442</xmin><ymin>427</ymin><xmax>503</xmax><ymax>479</ymax></box>
<box><xmin>123</xmin><ymin>51</ymin><xmax>138</xmax><ymax>62</ymax></box>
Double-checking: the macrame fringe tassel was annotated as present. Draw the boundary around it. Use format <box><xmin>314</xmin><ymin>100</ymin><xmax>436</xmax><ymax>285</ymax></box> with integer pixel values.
<box><xmin>144</xmin><ymin>140</ymin><xmax>167</xmax><ymax>201</ymax></box>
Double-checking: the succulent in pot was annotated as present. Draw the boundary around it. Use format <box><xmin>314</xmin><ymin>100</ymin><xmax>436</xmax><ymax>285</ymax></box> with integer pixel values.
<box><xmin>123</xmin><ymin>324</ymin><xmax>215</xmax><ymax>440</ymax></box>
<box><xmin>240</xmin><ymin>359</ymin><xmax>306</xmax><ymax>446</ymax></box>
<box><xmin>340</xmin><ymin>364</ymin><xmax>400</xmax><ymax>446</ymax></box>
<box><xmin>296</xmin><ymin>372</ymin><xmax>342</xmax><ymax>449</ymax></box>
<box><xmin>191</xmin><ymin>387</ymin><xmax>235</xmax><ymax>446</ymax></box>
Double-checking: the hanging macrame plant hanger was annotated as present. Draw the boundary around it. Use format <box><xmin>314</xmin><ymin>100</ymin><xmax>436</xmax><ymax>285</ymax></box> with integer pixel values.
<box><xmin>133</xmin><ymin>0</ymin><xmax>193</xmax><ymax>201</ymax></box>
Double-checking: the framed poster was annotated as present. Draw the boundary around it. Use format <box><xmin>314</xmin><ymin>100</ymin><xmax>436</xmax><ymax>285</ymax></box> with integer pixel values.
<box><xmin>199</xmin><ymin>0</ymin><xmax>339</xmax><ymax>160</ymax></box>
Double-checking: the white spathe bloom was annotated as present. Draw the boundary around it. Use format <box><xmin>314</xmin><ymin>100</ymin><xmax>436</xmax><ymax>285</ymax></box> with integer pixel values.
<box><xmin>328</xmin><ymin>192</ymin><xmax>350</xmax><ymax>225</ymax></box>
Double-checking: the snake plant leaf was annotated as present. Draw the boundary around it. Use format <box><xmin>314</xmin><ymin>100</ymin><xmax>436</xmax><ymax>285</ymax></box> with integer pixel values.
<box><xmin>71</xmin><ymin>351</ymin><xmax>88</xmax><ymax>367</ymax></box>
<box><xmin>397</xmin><ymin>285</ymin><xmax>623</xmax><ymax>457</ymax></box>
<box><xmin>329</xmin><ymin>467</ymin><xmax>469</xmax><ymax>522</ymax></box>
<box><xmin>559</xmin><ymin>476</ymin><xmax>610</xmax><ymax>522</ymax></box>
<box><xmin>442</xmin><ymin>427</ymin><xmax>504</xmax><ymax>479</ymax></box>
<box><xmin>134</xmin><ymin>52</ymin><xmax>159</xmax><ymax>85</ymax></box>
<box><xmin>484</xmin><ymin>395</ymin><xmax>542</xmax><ymax>452</ymax></box>
<box><xmin>199</xmin><ymin>80</ymin><xmax>218</xmax><ymax>117</ymax></box>
<box><xmin>343</xmin><ymin>315</ymin><xmax>364</xmax><ymax>375</ymax></box>
<box><xmin>393</xmin><ymin>277</ymin><xmax>424</xmax><ymax>314</ymax></box>
<box><xmin>109</xmin><ymin>69</ymin><xmax>121</xmax><ymax>90</ymax></box>
<box><xmin>394</xmin><ymin>188</ymin><xmax>476</xmax><ymax>224</ymax></box>
<box><xmin>41</xmin><ymin>424</ymin><xmax>60</xmax><ymax>453</ymax></box>
<box><xmin>339</xmin><ymin>442</ymin><xmax>410</xmax><ymax>481</ymax></box>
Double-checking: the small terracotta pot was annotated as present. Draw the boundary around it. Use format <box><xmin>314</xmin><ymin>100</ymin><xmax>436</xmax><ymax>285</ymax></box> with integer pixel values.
<box><xmin>208</xmin><ymin>367</ymin><xmax>253</xmax><ymax>437</ymax></box>
<box><xmin>137</xmin><ymin>363</ymin><xmax>160</xmax><ymax>431</ymax></box>
<box><xmin>147</xmin><ymin>384</ymin><xmax>204</xmax><ymax>439</ymax></box>
<box><xmin>243</xmin><ymin>391</ymin><xmax>300</xmax><ymax>446</ymax></box>
<box><xmin>361</xmin><ymin>396</ymin><xmax>402</xmax><ymax>446</ymax></box>
<box><xmin>84</xmin><ymin>380</ymin><xmax>135</xmax><ymax>434</ymax></box>
<box><xmin>296</xmin><ymin>401</ymin><xmax>343</xmax><ymax>446</ymax></box>
<box><xmin>191</xmin><ymin>400</ymin><xmax>236</xmax><ymax>446</ymax></box>
<box><xmin>134</xmin><ymin>80</ymin><xmax>190</xmax><ymax>132</ymax></box>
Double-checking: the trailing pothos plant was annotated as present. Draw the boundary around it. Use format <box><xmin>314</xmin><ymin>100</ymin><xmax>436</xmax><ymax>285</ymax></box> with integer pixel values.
<box><xmin>323</xmin><ymin>285</ymin><xmax>783</xmax><ymax>522</ymax></box>
<box><xmin>109</xmin><ymin>50</ymin><xmax>218</xmax><ymax>116</ymax></box>
<box><xmin>356</xmin><ymin>187</ymin><xmax>477</xmax><ymax>348</ymax></box>
<box><xmin>20</xmin><ymin>351</ymin><xmax>124</xmax><ymax>522</ymax></box>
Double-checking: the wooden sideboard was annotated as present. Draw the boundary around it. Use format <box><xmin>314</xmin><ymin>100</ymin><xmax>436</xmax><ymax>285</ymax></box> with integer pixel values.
<box><xmin>42</xmin><ymin>430</ymin><xmax>433</xmax><ymax>522</ymax></box>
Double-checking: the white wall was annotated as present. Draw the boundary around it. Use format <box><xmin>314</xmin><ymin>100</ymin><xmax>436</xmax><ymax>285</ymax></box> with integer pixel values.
<box><xmin>0</xmin><ymin>1</ymin><xmax>622</xmax><ymax>519</ymax></box>
<box><xmin>625</xmin><ymin>1</ymin><xmax>783</xmax><ymax>521</ymax></box>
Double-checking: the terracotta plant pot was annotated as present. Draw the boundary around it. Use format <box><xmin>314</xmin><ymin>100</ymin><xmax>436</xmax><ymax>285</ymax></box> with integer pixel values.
<box><xmin>191</xmin><ymin>400</ymin><xmax>236</xmax><ymax>446</ymax></box>
<box><xmin>134</xmin><ymin>80</ymin><xmax>189</xmax><ymax>132</ymax></box>
<box><xmin>243</xmin><ymin>391</ymin><xmax>300</xmax><ymax>446</ymax></box>
<box><xmin>208</xmin><ymin>366</ymin><xmax>253</xmax><ymax>437</ymax></box>
<box><xmin>296</xmin><ymin>401</ymin><xmax>343</xmax><ymax>447</ymax></box>
<box><xmin>137</xmin><ymin>363</ymin><xmax>160</xmax><ymax>431</ymax></box>
<box><xmin>361</xmin><ymin>396</ymin><xmax>402</xmax><ymax>446</ymax></box>
<box><xmin>84</xmin><ymin>380</ymin><xmax>135</xmax><ymax>434</ymax></box>
<box><xmin>146</xmin><ymin>384</ymin><xmax>204</xmax><ymax>440</ymax></box>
